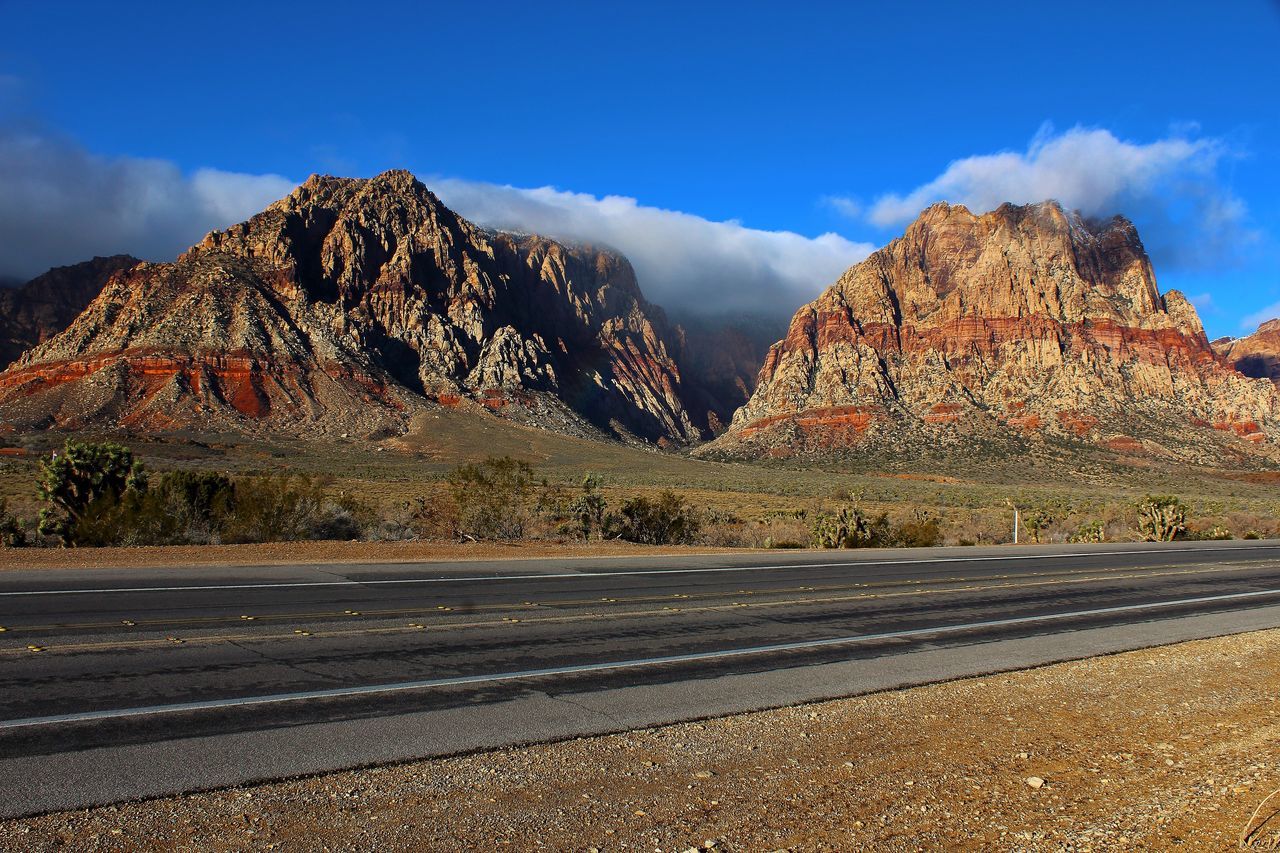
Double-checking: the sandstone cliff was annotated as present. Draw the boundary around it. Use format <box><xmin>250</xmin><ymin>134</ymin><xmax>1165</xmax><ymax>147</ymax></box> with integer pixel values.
<box><xmin>0</xmin><ymin>255</ymin><xmax>139</xmax><ymax>369</ymax></box>
<box><xmin>1214</xmin><ymin>320</ymin><xmax>1280</xmax><ymax>386</ymax></box>
<box><xmin>706</xmin><ymin>201</ymin><xmax>1279</xmax><ymax>460</ymax></box>
<box><xmin>0</xmin><ymin>172</ymin><xmax>700</xmax><ymax>441</ymax></box>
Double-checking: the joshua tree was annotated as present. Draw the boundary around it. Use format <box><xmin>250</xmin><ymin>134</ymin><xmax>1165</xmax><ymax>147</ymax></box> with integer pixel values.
<box><xmin>1136</xmin><ymin>495</ymin><xmax>1187</xmax><ymax>542</ymax></box>
<box><xmin>36</xmin><ymin>440</ymin><xmax>146</xmax><ymax>546</ymax></box>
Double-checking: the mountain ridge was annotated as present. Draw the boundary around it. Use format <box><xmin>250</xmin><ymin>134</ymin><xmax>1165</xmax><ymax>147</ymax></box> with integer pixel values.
<box><xmin>0</xmin><ymin>255</ymin><xmax>140</xmax><ymax>370</ymax></box>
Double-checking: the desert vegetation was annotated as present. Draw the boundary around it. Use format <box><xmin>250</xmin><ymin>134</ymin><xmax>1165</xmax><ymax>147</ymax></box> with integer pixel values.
<box><xmin>2</xmin><ymin>440</ymin><xmax>368</xmax><ymax>548</ymax></box>
<box><xmin>0</xmin><ymin>439</ymin><xmax>1277</xmax><ymax>550</ymax></box>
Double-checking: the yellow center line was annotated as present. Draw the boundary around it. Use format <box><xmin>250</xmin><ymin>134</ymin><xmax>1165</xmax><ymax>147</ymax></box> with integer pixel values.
<box><xmin>5</xmin><ymin>559</ymin><xmax>1269</xmax><ymax>635</ymax></box>
<box><xmin>0</xmin><ymin>564</ymin><xmax>1267</xmax><ymax>656</ymax></box>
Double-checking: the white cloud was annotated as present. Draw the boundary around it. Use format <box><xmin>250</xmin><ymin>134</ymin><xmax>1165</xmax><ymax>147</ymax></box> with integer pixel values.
<box><xmin>1188</xmin><ymin>292</ymin><xmax>1216</xmax><ymax>312</ymax></box>
<box><xmin>842</xmin><ymin>124</ymin><xmax>1253</xmax><ymax>271</ymax></box>
<box><xmin>0</xmin><ymin>126</ymin><xmax>296</xmax><ymax>280</ymax></box>
<box><xmin>822</xmin><ymin>195</ymin><xmax>863</xmax><ymax>219</ymax></box>
<box><xmin>1240</xmin><ymin>300</ymin><xmax>1280</xmax><ymax>332</ymax></box>
<box><xmin>431</xmin><ymin>179</ymin><xmax>874</xmax><ymax>318</ymax></box>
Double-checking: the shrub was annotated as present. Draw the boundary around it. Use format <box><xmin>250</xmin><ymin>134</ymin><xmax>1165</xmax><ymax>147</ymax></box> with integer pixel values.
<box><xmin>39</xmin><ymin>469</ymin><xmax>234</xmax><ymax>547</ymax></box>
<box><xmin>159</xmin><ymin>471</ymin><xmax>235</xmax><ymax>525</ymax></box>
<box><xmin>566</xmin><ymin>473</ymin><xmax>608</xmax><ymax>540</ymax></box>
<box><xmin>894</xmin><ymin>511</ymin><xmax>942</xmax><ymax>548</ymax></box>
<box><xmin>447</xmin><ymin>456</ymin><xmax>535</xmax><ymax>540</ymax></box>
<box><xmin>1070</xmin><ymin>520</ymin><xmax>1106</xmax><ymax>544</ymax></box>
<box><xmin>219</xmin><ymin>474</ymin><xmax>330</xmax><ymax>543</ymax></box>
<box><xmin>37</xmin><ymin>440</ymin><xmax>146</xmax><ymax>546</ymax></box>
<box><xmin>1019</xmin><ymin>506</ymin><xmax>1055</xmax><ymax>544</ymax></box>
<box><xmin>615</xmin><ymin>491</ymin><xmax>701</xmax><ymax>545</ymax></box>
<box><xmin>1136</xmin><ymin>495</ymin><xmax>1187</xmax><ymax>542</ymax></box>
<box><xmin>811</xmin><ymin>505</ymin><xmax>889</xmax><ymax>549</ymax></box>
<box><xmin>0</xmin><ymin>498</ymin><xmax>25</xmax><ymax>547</ymax></box>
<box><xmin>400</xmin><ymin>491</ymin><xmax>460</xmax><ymax>539</ymax></box>
<box><xmin>136</xmin><ymin>471</ymin><xmax>237</xmax><ymax>544</ymax></box>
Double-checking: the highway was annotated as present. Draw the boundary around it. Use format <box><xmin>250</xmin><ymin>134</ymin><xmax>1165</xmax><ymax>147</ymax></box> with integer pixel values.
<box><xmin>4</xmin><ymin>540</ymin><xmax>1280</xmax><ymax>818</ymax></box>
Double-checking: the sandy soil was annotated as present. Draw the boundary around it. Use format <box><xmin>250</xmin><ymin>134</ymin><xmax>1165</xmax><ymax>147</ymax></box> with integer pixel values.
<box><xmin>0</xmin><ymin>540</ymin><xmax>751</xmax><ymax>571</ymax></box>
<box><xmin>5</xmin><ymin>630</ymin><xmax>1280</xmax><ymax>850</ymax></box>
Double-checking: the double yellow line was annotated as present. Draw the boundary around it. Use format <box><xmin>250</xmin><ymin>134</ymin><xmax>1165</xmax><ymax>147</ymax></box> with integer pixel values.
<box><xmin>0</xmin><ymin>562</ymin><xmax>1265</xmax><ymax>656</ymax></box>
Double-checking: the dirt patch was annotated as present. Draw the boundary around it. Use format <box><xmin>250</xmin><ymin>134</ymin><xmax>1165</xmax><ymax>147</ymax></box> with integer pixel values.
<box><xmin>5</xmin><ymin>630</ymin><xmax>1280</xmax><ymax>849</ymax></box>
<box><xmin>0</xmin><ymin>540</ymin><xmax>753</xmax><ymax>572</ymax></box>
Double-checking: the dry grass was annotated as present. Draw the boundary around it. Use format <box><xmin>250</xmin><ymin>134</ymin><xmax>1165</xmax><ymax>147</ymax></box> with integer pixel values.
<box><xmin>2</xmin><ymin>408</ymin><xmax>1279</xmax><ymax>548</ymax></box>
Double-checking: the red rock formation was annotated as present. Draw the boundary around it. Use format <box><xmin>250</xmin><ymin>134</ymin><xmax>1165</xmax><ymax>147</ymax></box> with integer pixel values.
<box><xmin>0</xmin><ymin>256</ymin><xmax>139</xmax><ymax>369</ymax></box>
<box><xmin>0</xmin><ymin>172</ymin><xmax>701</xmax><ymax>441</ymax></box>
<box><xmin>706</xmin><ymin>201</ymin><xmax>1279</xmax><ymax>459</ymax></box>
<box><xmin>1214</xmin><ymin>320</ymin><xmax>1280</xmax><ymax>386</ymax></box>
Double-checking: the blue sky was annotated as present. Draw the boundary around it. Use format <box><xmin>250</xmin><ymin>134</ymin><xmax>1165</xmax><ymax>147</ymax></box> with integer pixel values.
<box><xmin>1</xmin><ymin>0</ymin><xmax>1277</xmax><ymax>336</ymax></box>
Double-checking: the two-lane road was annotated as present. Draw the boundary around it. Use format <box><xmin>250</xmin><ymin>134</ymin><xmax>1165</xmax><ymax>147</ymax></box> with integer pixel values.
<box><xmin>4</xmin><ymin>540</ymin><xmax>1280</xmax><ymax>817</ymax></box>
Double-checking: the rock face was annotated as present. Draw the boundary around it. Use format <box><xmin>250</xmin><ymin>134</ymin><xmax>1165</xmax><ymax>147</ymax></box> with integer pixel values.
<box><xmin>0</xmin><ymin>172</ymin><xmax>700</xmax><ymax>441</ymax></box>
<box><xmin>0</xmin><ymin>256</ymin><xmax>140</xmax><ymax>369</ymax></box>
<box><xmin>708</xmin><ymin>201</ymin><xmax>1279</xmax><ymax>459</ymax></box>
<box><xmin>670</xmin><ymin>315</ymin><xmax>782</xmax><ymax>435</ymax></box>
<box><xmin>1214</xmin><ymin>320</ymin><xmax>1280</xmax><ymax>385</ymax></box>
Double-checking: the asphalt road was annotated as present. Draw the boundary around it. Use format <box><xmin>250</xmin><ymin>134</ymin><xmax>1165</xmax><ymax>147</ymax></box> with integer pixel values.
<box><xmin>4</xmin><ymin>540</ymin><xmax>1280</xmax><ymax>818</ymax></box>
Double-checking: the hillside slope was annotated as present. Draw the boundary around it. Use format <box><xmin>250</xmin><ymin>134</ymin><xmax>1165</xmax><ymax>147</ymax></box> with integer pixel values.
<box><xmin>0</xmin><ymin>255</ymin><xmax>139</xmax><ymax>370</ymax></box>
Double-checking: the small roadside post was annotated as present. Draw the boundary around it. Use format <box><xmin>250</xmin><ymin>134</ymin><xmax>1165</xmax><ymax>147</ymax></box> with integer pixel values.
<box><xmin>1005</xmin><ymin>499</ymin><xmax>1019</xmax><ymax>545</ymax></box>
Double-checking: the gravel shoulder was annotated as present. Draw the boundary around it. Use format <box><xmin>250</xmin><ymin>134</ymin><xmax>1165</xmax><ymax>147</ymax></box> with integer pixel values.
<box><xmin>5</xmin><ymin>629</ymin><xmax>1280</xmax><ymax>850</ymax></box>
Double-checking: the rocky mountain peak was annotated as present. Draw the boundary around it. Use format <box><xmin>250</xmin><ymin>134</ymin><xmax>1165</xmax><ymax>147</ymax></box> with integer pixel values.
<box><xmin>705</xmin><ymin>200</ymin><xmax>1278</xmax><ymax>461</ymax></box>
<box><xmin>0</xmin><ymin>173</ymin><xmax>703</xmax><ymax>442</ymax></box>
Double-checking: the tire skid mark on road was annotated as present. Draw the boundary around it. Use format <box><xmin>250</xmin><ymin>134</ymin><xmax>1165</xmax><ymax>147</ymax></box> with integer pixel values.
<box><xmin>2</xmin><ymin>564</ymin><xmax>1271</xmax><ymax>656</ymax></box>
<box><xmin>6</xmin><ymin>587</ymin><xmax>1280</xmax><ymax>730</ymax></box>
<box><xmin>3</xmin><ymin>560</ymin><xmax>1270</xmax><ymax>635</ymax></box>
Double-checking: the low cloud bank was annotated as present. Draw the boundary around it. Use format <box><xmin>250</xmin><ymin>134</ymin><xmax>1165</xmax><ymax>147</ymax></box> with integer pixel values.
<box><xmin>432</xmin><ymin>179</ymin><xmax>873</xmax><ymax>318</ymax></box>
<box><xmin>0</xmin><ymin>126</ymin><xmax>295</xmax><ymax>281</ymax></box>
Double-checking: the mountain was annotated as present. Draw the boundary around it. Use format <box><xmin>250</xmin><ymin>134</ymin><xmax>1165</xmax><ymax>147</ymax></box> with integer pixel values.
<box><xmin>704</xmin><ymin>200</ymin><xmax>1279</xmax><ymax>461</ymax></box>
<box><xmin>1214</xmin><ymin>320</ymin><xmax>1280</xmax><ymax>385</ymax></box>
<box><xmin>669</xmin><ymin>314</ymin><xmax>783</xmax><ymax>435</ymax></box>
<box><xmin>0</xmin><ymin>171</ymin><xmax>702</xmax><ymax>442</ymax></box>
<box><xmin>0</xmin><ymin>255</ymin><xmax>140</xmax><ymax>370</ymax></box>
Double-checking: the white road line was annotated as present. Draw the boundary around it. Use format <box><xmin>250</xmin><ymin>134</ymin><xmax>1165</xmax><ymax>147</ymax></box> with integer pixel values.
<box><xmin>4</xmin><ymin>587</ymin><xmax>1279</xmax><ymax>730</ymax></box>
<box><xmin>2</xmin><ymin>545</ymin><xmax>1279</xmax><ymax>597</ymax></box>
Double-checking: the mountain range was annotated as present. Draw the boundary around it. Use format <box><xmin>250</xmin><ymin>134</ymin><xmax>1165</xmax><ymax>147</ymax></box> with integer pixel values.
<box><xmin>2</xmin><ymin>172</ymin><xmax>1278</xmax><ymax>464</ymax></box>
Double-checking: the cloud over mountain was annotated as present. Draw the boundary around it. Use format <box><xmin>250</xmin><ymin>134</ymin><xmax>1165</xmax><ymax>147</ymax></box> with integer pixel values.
<box><xmin>431</xmin><ymin>179</ymin><xmax>874</xmax><ymax>318</ymax></box>
<box><xmin>0</xmin><ymin>126</ymin><xmax>873</xmax><ymax>322</ymax></box>
<box><xmin>838</xmin><ymin>125</ymin><xmax>1253</xmax><ymax>271</ymax></box>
